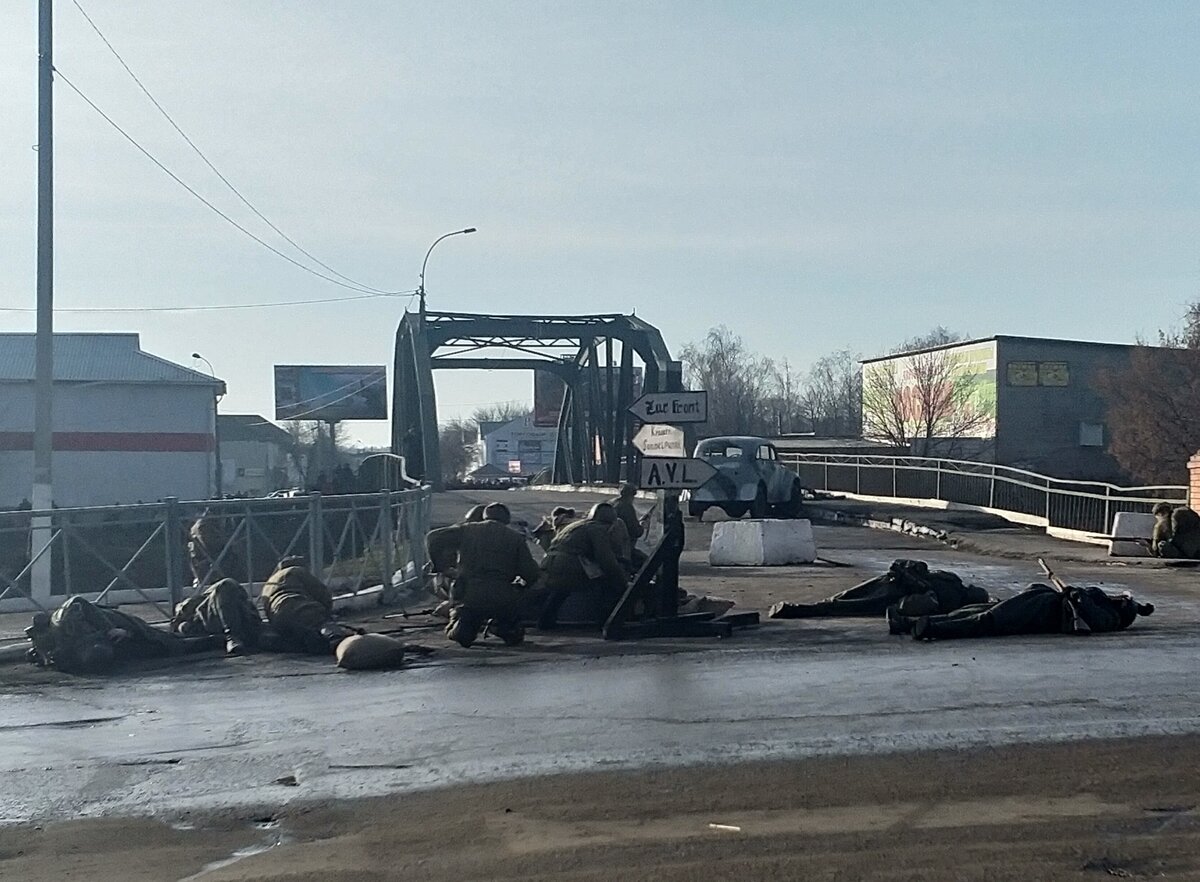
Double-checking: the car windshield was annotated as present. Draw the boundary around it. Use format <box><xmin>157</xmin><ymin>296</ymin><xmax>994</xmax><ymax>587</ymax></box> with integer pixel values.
<box><xmin>698</xmin><ymin>444</ymin><xmax>746</xmax><ymax>459</ymax></box>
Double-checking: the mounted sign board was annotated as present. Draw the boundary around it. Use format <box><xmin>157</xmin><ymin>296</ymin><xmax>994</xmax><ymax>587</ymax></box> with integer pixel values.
<box><xmin>628</xmin><ymin>391</ymin><xmax>707</xmax><ymax>424</ymax></box>
<box><xmin>639</xmin><ymin>457</ymin><xmax>717</xmax><ymax>490</ymax></box>
<box><xmin>275</xmin><ymin>365</ymin><xmax>387</xmax><ymax>421</ymax></box>
<box><xmin>633</xmin><ymin>424</ymin><xmax>686</xmax><ymax>457</ymax></box>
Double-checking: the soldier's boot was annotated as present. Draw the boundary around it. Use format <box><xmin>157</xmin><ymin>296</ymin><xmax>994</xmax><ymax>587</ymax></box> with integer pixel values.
<box><xmin>487</xmin><ymin>618</ymin><xmax>525</xmax><ymax>647</ymax></box>
<box><xmin>912</xmin><ymin>615</ymin><xmax>982</xmax><ymax>641</ymax></box>
<box><xmin>445</xmin><ymin>607</ymin><xmax>482</xmax><ymax>648</ymax></box>
<box><xmin>886</xmin><ymin>607</ymin><xmax>916</xmax><ymax>635</ymax></box>
<box><xmin>768</xmin><ymin>602</ymin><xmax>820</xmax><ymax>619</ymax></box>
<box><xmin>224</xmin><ymin>629</ymin><xmax>247</xmax><ymax>657</ymax></box>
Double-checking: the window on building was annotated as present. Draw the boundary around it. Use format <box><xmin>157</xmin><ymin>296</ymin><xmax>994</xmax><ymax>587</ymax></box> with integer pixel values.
<box><xmin>1079</xmin><ymin>422</ymin><xmax>1105</xmax><ymax>447</ymax></box>
<box><xmin>1039</xmin><ymin>362</ymin><xmax>1070</xmax><ymax>386</ymax></box>
<box><xmin>1006</xmin><ymin>362</ymin><xmax>1038</xmax><ymax>386</ymax></box>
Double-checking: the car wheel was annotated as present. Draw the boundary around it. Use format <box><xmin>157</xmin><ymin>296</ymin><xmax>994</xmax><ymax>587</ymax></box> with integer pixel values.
<box><xmin>750</xmin><ymin>484</ymin><xmax>769</xmax><ymax>519</ymax></box>
<box><xmin>688</xmin><ymin>501</ymin><xmax>707</xmax><ymax>521</ymax></box>
<box><xmin>776</xmin><ymin>482</ymin><xmax>803</xmax><ymax>518</ymax></box>
<box><xmin>722</xmin><ymin>504</ymin><xmax>747</xmax><ymax>519</ymax></box>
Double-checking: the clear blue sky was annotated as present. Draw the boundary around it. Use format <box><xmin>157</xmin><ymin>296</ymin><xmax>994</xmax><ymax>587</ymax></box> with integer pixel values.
<box><xmin>2</xmin><ymin>1</ymin><xmax>1197</xmax><ymax>447</ymax></box>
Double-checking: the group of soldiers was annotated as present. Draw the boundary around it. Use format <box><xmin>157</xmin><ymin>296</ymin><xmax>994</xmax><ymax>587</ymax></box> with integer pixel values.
<box><xmin>768</xmin><ymin>557</ymin><xmax>1155</xmax><ymax>641</ymax></box>
<box><xmin>1150</xmin><ymin>502</ymin><xmax>1200</xmax><ymax>559</ymax></box>
<box><xmin>424</xmin><ymin>484</ymin><xmax>650</xmax><ymax>647</ymax></box>
<box><xmin>25</xmin><ymin>514</ymin><xmax>364</xmax><ymax>674</ymax></box>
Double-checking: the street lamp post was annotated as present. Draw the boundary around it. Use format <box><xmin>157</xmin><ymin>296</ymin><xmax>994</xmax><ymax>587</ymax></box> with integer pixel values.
<box><xmin>418</xmin><ymin>227</ymin><xmax>476</xmax><ymax>316</ymax></box>
<box><xmin>192</xmin><ymin>353</ymin><xmax>223</xmax><ymax>498</ymax></box>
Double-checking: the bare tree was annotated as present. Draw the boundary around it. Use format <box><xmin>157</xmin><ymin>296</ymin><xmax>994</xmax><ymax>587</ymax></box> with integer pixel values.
<box><xmin>1096</xmin><ymin>303</ymin><xmax>1200</xmax><ymax>483</ymax></box>
<box><xmin>800</xmin><ymin>350</ymin><xmax>862</xmax><ymax>436</ymax></box>
<box><xmin>438</xmin><ymin>419</ymin><xmax>477</xmax><ymax>484</ymax></box>
<box><xmin>471</xmin><ymin>401</ymin><xmax>530</xmax><ymax>428</ymax></box>
<box><xmin>894</xmin><ymin>326</ymin><xmax>966</xmax><ymax>353</ymax></box>
<box><xmin>680</xmin><ymin>326</ymin><xmax>774</xmax><ymax>436</ymax></box>
<box><xmin>862</xmin><ymin>345</ymin><xmax>991</xmax><ymax>456</ymax></box>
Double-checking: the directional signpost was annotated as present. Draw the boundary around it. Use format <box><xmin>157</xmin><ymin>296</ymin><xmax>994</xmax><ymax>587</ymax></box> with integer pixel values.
<box><xmin>628</xmin><ymin>391</ymin><xmax>708</xmax><ymax>424</ymax></box>
<box><xmin>639</xmin><ymin>456</ymin><xmax>716</xmax><ymax>490</ymax></box>
<box><xmin>632</xmin><ymin>423</ymin><xmax>686</xmax><ymax>458</ymax></box>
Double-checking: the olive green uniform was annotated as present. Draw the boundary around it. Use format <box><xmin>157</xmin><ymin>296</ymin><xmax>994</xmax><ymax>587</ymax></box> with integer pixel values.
<box><xmin>171</xmin><ymin>578</ymin><xmax>263</xmax><ymax>648</ymax></box>
<box><xmin>613</xmin><ymin>497</ymin><xmax>648</xmax><ymax>570</ymax></box>
<box><xmin>27</xmin><ymin>596</ymin><xmax>199</xmax><ymax>674</ymax></box>
<box><xmin>427</xmin><ymin>520</ymin><xmax>541</xmax><ymax>645</ymax></box>
<box><xmin>538</xmin><ymin>519</ymin><xmax>628</xmax><ymax>629</ymax></box>
<box><xmin>1153</xmin><ymin>507</ymin><xmax>1200</xmax><ymax>559</ymax></box>
<box><xmin>187</xmin><ymin>516</ymin><xmax>242</xmax><ymax>586</ymax></box>
<box><xmin>260</xmin><ymin>565</ymin><xmax>336</xmax><ymax>652</ymax></box>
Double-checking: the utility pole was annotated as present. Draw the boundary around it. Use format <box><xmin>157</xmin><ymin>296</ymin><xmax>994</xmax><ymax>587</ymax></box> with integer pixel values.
<box><xmin>31</xmin><ymin>0</ymin><xmax>54</xmax><ymax>605</ymax></box>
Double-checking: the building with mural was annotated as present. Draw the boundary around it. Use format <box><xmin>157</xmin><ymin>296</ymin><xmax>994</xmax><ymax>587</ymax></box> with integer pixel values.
<box><xmin>861</xmin><ymin>335</ymin><xmax>1140</xmax><ymax>480</ymax></box>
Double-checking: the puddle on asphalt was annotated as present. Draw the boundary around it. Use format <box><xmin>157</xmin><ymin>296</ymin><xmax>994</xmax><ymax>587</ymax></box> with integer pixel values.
<box><xmin>175</xmin><ymin>825</ymin><xmax>289</xmax><ymax>881</ymax></box>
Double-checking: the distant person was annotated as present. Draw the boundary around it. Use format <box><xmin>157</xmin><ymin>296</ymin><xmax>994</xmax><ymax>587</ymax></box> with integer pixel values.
<box><xmin>1150</xmin><ymin>503</ymin><xmax>1200</xmax><ymax>559</ymax></box>
<box><xmin>426</xmin><ymin>503</ymin><xmax>541</xmax><ymax>648</ymax></box>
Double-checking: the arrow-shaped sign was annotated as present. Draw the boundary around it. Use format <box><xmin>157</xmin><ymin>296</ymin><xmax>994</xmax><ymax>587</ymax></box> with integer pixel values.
<box><xmin>633</xmin><ymin>423</ymin><xmax>686</xmax><ymax>457</ymax></box>
<box><xmin>628</xmin><ymin>391</ymin><xmax>708</xmax><ymax>424</ymax></box>
<box><xmin>638</xmin><ymin>456</ymin><xmax>717</xmax><ymax>490</ymax></box>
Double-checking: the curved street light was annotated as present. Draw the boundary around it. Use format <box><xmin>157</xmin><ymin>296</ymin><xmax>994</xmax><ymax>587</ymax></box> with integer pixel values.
<box><xmin>418</xmin><ymin>227</ymin><xmax>476</xmax><ymax>315</ymax></box>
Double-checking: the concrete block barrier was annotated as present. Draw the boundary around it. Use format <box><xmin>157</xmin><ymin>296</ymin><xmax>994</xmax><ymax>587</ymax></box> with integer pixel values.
<box><xmin>709</xmin><ymin>519</ymin><xmax>817</xmax><ymax>566</ymax></box>
<box><xmin>1109</xmin><ymin>511</ymin><xmax>1154</xmax><ymax>557</ymax></box>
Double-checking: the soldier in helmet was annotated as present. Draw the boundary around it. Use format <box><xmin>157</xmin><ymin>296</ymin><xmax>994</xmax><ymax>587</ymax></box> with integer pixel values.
<box><xmin>27</xmin><ymin>596</ymin><xmax>211</xmax><ymax>674</ymax></box>
<box><xmin>613</xmin><ymin>484</ymin><xmax>648</xmax><ymax>569</ymax></box>
<box><xmin>186</xmin><ymin>509</ymin><xmax>243</xmax><ymax>587</ymax></box>
<box><xmin>260</xmin><ymin>556</ymin><xmax>359</xmax><ymax>654</ymax></box>
<box><xmin>1150</xmin><ymin>503</ymin><xmax>1200</xmax><ymax>559</ymax></box>
<box><xmin>426</xmin><ymin>502</ymin><xmax>542</xmax><ymax>647</ymax></box>
<box><xmin>537</xmin><ymin>502</ymin><xmax>629</xmax><ymax>630</ymax></box>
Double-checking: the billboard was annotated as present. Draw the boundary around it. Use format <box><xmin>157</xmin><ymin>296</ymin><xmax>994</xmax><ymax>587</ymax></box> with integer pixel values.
<box><xmin>862</xmin><ymin>341</ymin><xmax>997</xmax><ymax>441</ymax></box>
<box><xmin>274</xmin><ymin>365</ymin><xmax>388</xmax><ymax>421</ymax></box>
<box><xmin>533</xmin><ymin>371</ymin><xmax>567</xmax><ymax>427</ymax></box>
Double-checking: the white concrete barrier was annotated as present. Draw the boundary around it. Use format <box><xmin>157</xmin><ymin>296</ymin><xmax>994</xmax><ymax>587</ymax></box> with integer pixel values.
<box><xmin>709</xmin><ymin>519</ymin><xmax>817</xmax><ymax>566</ymax></box>
<box><xmin>1109</xmin><ymin>511</ymin><xmax>1155</xmax><ymax>557</ymax></box>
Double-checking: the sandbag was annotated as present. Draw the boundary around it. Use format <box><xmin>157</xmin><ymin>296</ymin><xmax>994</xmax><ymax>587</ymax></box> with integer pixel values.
<box><xmin>335</xmin><ymin>634</ymin><xmax>406</xmax><ymax>670</ymax></box>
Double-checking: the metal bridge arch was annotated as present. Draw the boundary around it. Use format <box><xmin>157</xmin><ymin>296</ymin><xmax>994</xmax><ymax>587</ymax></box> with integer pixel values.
<box><xmin>391</xmin><ymin>311</ymin><xmax>679</xmax><ymax>489</ymax></box>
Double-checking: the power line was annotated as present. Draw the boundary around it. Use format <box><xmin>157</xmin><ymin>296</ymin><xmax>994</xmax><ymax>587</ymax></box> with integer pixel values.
<box><xmin>69</xmin><ymin>0</ymin><xmax>408</xmax><ymax>297</ymax></box>
<box><xmin>0</xmin><ymin>291</ymin><xmax>416</xmax><ymax>314</ymax></box>
<box><xmin>276</xmin><ymin>374</ymin><xmax>387</xmax><ymax>422</ymax></box>
<box><xmin>53</xmin><ymin>66</ymin><xmax>401</xmax><ymax>297</ymax></box>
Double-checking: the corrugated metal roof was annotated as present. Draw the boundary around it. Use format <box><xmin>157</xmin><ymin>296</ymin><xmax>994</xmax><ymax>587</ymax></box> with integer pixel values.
<box><xmin>0</xmin><ymin>333</ymin><xmax>223</xmax><ymax>387</ymax></box>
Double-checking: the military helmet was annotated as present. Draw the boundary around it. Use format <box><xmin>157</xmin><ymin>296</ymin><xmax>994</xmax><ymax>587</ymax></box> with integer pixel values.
<box><xmin>483</xmin><ymin>503</ymin><xmax>512</xmax><ymax>524</ymax></box>
<box><xmin>1153</xmin><ymin>501</ymin><xmax>1174</xmax><ymax>517</ymax></box>
<box><xmin>588</xmin><ymin>502</ymin><xmax>617</xmax><ymax>524</ymax></box>
<box><xmin>463</xmin><ymin>504</ymin><xmax>486</xmax><ymax>523</ymax></box>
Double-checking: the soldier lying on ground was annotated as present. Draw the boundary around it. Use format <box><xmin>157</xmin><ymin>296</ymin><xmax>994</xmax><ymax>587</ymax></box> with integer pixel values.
<box><xmin>768</xmin><ymin>559</ymin><xmax>990</xmax><ymax>620</ymax></box>
<box><xmin>26</xmin><ymin>596</ymin><xmax>213</xmax><ymax>674</ymax></box>
<box><xmin>1151</xmin><ymin>502</ymin><xmax>1200</xmax><ymax>559</ymax></box>
<box><xmin>888</xmin><ymin>582</ymin><xmax>1154</xmax><ymax>640</ymax></box>
<box><xmin>171</xmin><ymin>577</ymin><xmax>263</xmax><ymax>656</ymax></box>
<box><xmin>426</xmin><ymin>502</ymin><xmax>541</xmax><ymax>647</ymax></box>
<box><xmin>260</xmin><ymin>556</ymin><xmax>360</xmax><ymax>654</ymax></box>
<box><xmin>538</xmin><ymin>502</ymin><xmax>629</xmax><ymax>630</ymax></box>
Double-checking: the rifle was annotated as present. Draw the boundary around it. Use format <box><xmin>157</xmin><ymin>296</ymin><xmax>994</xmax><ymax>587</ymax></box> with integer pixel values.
<box><xmin>1037</xmin><ymin>557</ymin><xmax>1090</xmax><ymax>634</ymax></box>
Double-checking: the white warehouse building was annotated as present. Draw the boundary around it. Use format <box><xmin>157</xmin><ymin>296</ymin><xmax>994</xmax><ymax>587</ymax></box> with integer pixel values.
<box><xmin>0</xmin><ymin>333</ymin><xmax>224</xmax><ymax>507</ymax></box>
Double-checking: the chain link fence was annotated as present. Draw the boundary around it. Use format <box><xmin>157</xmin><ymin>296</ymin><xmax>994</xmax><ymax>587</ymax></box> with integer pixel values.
<box><xmin>0</xmin><ymin>487</ymin><xmax>432</xmax><ymax>616</ymax></box>
<box><xmin>780</xmin><ymin>453</ymin><xmax>1186</xmax><ymax>537</ymax></box>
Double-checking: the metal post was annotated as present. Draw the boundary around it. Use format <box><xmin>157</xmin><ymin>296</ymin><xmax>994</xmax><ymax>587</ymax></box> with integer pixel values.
<box><xmin>31</xmin><ymin>0</ymin><xmax>54</xmax><ymax>606</ymax></box>
<box><xmin>989</xmin><ymin>469</ymin><xmax>996</xmax><ymax>509</ymax></box>
<box><xmin>892</xmin><ymin>460</ymin><xmax>897</xmax><ymax>498</ymax></box>
<box><xmin>308</xmin><ymin>492</ymin><xmax>325</xmax><ymax>576</ymax></box>
<box><xmin>856</xmin><ymin>460</ymin><xmax>861</xmax><ymax>495</ymax></box>
<box><xmin>163</xmin><ymin>497</ymin><xmax>183</xmax><ymax>607</ymax></box>
<box><xmin>935</xmin><ymin>460</ymin><xmax>942</xmax><ymax>500</ymax></box>
<box><xmin>379</xmin><ymin>489</ymin><xmax>395</xmax><ymax>596</ymax></box>
<box><xmin>1104</xmin><ymin>487</ymin><xmax>1112</xmax><ymax>535</ymax></box>
<box><xmin>243</xmin><ymin>503</ymin><xmax>253</xmax><ymax>588</ymax></box>
<box><xmin>659</xmin><ymin>367</ymin><xmax>683</xmax><ymax>617</ymax></box>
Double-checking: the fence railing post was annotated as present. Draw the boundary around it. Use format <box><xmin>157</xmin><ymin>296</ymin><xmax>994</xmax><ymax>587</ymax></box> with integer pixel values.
<box><xmin>379</xmin><ymin>489</ymin><xmax>395</xmax><ymax>598</ymax></box>
<box><xmin>935</xmin><ymin>460</ymin><xmax>942</xmax><ymax>500</ymax></box>
<box><xmin>308</xmin><ymin>492</ymin><xmax>325</xmax><ymax>576</ymax></box>
<box><xmin>1104</xmin><ymin>486</ymin><xmax>1112</xmax><ymax>535</ymax></box>
<box><xmin>892</xmin><ymin>459</ymin><xmax>898</xmax><ymax>498</ymax></box>
<box><xmin>164</xmin><ymin>497</ymin><xmax>183</xmax><ymax>608</ymax></box>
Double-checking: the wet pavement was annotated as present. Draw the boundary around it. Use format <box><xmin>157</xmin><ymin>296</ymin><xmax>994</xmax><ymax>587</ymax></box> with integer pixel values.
<box><xmin>2</xmin><ymin>489</ymin><xmax>1197</xmax><ymax>825</ymax></box>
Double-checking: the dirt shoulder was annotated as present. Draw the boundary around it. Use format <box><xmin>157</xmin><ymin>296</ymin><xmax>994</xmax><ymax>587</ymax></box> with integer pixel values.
<box><xmin>4</xmin><ymin>735</ymin><xmax>1199</xmax><ymax>881</ymax></box>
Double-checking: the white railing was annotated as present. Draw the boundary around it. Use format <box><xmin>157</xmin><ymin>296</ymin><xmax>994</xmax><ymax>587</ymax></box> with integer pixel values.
<box><xmin>779</xmin><ymin>453</ymin><xmax>1185</xmax><ymax>537</ymax></box>
<box><xmin>0</xmin><ymin>487</ymin><xmax>432</xmax><ymax>615</ymax></box>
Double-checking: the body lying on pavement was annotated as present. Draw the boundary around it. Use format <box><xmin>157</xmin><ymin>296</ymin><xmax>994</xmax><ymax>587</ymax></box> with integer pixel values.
<box><xmin>887</xmin><ymin>583</ymin><xmax>1154</xmax><ymax>640</ymax></box>
<box><xmin>768</xmin><ymin>559</ymin><xmax>990</xmax><ymax>620</ymax></box>
<box><xmin>171</xmin><ymin>577</ymin><xmax>263</xmax><ymax>656</ymax></box>
<box><xmin>260</xmin><ymin>556</ymin><xmax>360</xmax><ymax>654</ymax></box>
<box><xmin>27</xmin><ymin>596</ymin><xmax>212</xmax><ymax>674</ymax></box>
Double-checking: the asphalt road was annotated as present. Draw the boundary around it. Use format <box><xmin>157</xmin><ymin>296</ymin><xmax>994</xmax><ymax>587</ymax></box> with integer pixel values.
<box><xmin>1</xmin><ymin>488</ymin><xmax>1197</xmax><ymax>825</ymax></box>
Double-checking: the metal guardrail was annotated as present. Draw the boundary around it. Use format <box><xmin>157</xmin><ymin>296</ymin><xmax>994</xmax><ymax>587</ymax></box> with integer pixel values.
<box><xmin>0</xmin><ymin>487</ymin><xmax>433</xmax><ymax>616</ymax></box>
<box><xmin>779</xmin><ymin>453</ymin><xmax>1186</xmax><ymax>537</ymax></box>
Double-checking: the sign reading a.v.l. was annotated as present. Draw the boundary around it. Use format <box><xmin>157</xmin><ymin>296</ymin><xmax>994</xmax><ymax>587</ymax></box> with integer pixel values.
<box><xmin>638</xmin><ymin>456</ymin><xmax>717</xmax><ymax>490</ymax></box>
